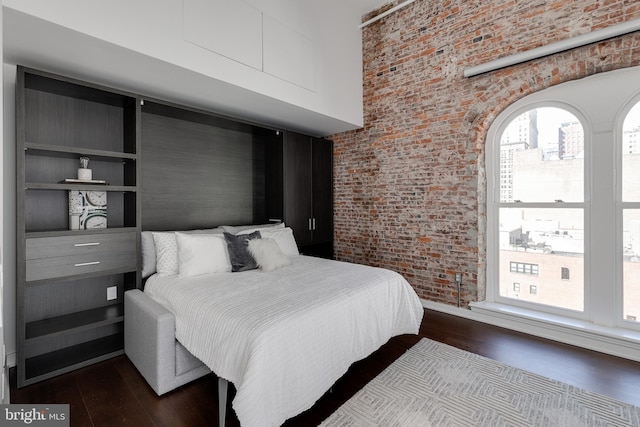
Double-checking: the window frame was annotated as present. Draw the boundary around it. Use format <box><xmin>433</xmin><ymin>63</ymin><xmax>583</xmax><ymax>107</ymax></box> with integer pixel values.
<box><xmin>615</xmin><ymin>92</ymin><xmax>640</xmax><ymax>330</ymax></box>
<box><xmin>483</xmin><ymin>68</ymin><xmax>640</xmax><ymax>340</ymax></box>
<box><xmin>486</xmin><ymin>100</ymin><xmax>592</xmax><ymax>321</ymax></box>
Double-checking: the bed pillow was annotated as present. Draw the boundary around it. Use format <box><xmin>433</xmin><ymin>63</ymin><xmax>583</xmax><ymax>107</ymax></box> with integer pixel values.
<box><xmin>176</xmin><ymin>233</ymin><xmax>231</xmax><ymax>277</ymax></box>
<box><xmin>254</xmin><ymin>227</ymin><xmax>300</xmax><ymax>257</ymax></box>
<box><xmin>152</xmin><ymin>232</ymin><xmax>179</xmax><ymax>276</ymax></box>
<box><xmin>223</xmin><ymin>231</ymin><xmax>261</xmax><ymax>272</ymax></box>
<box><xmin>247</xmin><ymin>238</ymin><xmax>291</xmax><ymax>272</ymax></box>
<box><xmin>221</xmin><ymin>222</ymin><xmax>284</xmax><ymax>235</ymax></box>
<box><xmin>143</xmin><ymin>228</ymin><xmax>224</xmax><ymax>278</ymax></box>
<box><xmin>141</xmin><ymin>231</ymin><xmax>157</xmax><ymax>278</ymax></box>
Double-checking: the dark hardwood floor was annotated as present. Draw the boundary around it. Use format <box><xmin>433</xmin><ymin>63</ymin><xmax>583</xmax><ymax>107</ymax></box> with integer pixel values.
<box><xmin>11</xmin><ymin>309</ymin><xmax>640</xmax><ymax>426</ymax></box>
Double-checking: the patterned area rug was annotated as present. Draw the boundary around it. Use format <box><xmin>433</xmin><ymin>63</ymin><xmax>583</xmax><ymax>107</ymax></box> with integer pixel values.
<box><xmin>320</xmin><ymin>338</ymin><xmax>640</xmax><ymax>426</ymax></box>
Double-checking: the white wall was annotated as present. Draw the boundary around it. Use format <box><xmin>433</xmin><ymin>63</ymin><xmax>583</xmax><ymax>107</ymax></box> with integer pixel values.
<box><xmin>2</xmin><ymin>0</ymin><xmax>366</xmax><ymax>136</ymax></box>
<box><xmin>2</xmin><ymin>64</ymin><xmax>14</xmax><ymax>369</ymax></box>
<box><xmin>0</xmin><ymin>7</ymin><xmax>11</xmax><ymax>397</ymax></box>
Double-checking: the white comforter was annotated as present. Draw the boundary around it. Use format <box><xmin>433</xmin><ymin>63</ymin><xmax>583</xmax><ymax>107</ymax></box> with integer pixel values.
<box><xmin>144</xmin><ymin>255</ymin><xmax>423</xmax><ymax>427</ymax></box>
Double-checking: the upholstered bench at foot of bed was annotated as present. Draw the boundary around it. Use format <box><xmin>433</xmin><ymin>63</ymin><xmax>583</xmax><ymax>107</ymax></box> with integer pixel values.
<box><xmin>124</xmin><ymin>289</ymin><xmax>229</xmax><ymax>426</ymax></box>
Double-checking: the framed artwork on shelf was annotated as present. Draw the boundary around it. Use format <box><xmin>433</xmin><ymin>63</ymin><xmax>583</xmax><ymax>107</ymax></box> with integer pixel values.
<box><xmin>69</xmin><ymin>190</ymin><xmax>107</xmax><ymax>230</ymax></box>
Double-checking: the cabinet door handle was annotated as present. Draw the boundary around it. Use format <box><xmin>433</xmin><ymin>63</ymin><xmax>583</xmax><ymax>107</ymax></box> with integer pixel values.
<box><xmin>308</xmin><ymin>218</ymin><xmax>312</xmax><ymax>231</ymax></box>
<box><xmin>74</xmin><ymin>261</ymin><xmax>100</xmax><ymax>267</ymax></box>
<box><xmin>74</xmin><ymin>242</ymin><xmax>100</xmax><ymax>247</ymax></box>
<box><xmin>312</xmin><ymin>218</ymin><xmax>316</xmax><ymax>230</ymax></box>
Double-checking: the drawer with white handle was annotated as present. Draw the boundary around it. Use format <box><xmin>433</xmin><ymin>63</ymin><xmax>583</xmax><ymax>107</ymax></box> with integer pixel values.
<box><xmin>26</xmin><ymin>232</ymin><xmax>136</xmax><ymax>260</ymax></box>
<box><xmin>25</xmin><ymin>232</ymin><xmax>137</xmax><ymax>281</ymax></box>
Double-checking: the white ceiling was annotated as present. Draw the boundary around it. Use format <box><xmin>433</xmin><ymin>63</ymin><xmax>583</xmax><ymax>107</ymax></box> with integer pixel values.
<box><xmin>3</xmin><ymin>1</ymin><xmax>391</xmax><ymax>136</ymax></box>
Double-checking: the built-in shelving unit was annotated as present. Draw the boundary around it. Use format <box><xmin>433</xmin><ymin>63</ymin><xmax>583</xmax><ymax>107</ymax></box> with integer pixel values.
<box><xmin>16</xmin><ymin>66</ymin><xmax>141</xmax><ymax>387</ymax></box>
<box><xmin>14</xmin><ymin>65</ymin><xmax>334</xmax><ymax>388</ymax></box>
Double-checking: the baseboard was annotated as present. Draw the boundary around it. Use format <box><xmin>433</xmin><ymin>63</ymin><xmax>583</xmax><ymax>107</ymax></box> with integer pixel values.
<box><xmin>421</xmin><ymin>299</ymin><xmax>640</xmax><ymax>363</ymax></box>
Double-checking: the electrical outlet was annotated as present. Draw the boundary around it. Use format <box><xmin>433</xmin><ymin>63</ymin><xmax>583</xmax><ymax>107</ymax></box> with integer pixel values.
<box><xmin>455</xmin><ymin>273</ymin><xmax>462</xmax><ymax>284</ymax></box>
<box><xmin>107</xmin><ymin>286</ymin><xmax>117</xmax><ymax>301</ymax></box>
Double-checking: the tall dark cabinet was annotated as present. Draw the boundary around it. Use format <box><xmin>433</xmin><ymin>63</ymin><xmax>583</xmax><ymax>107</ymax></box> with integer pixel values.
<box><xmin>268</xmin><ymin>132</ymin><xmax>333</xmax><ymax>258</ymax></box>
<box><xmin>15</xmin><ymin>67</ymin><xmax>141</xmax><ymax>387</ymax></box>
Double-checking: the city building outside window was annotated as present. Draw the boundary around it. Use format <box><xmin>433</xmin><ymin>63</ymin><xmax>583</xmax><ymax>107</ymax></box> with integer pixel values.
<box><xmin>622</xmin><ymin>100</ymin><xmax>640</xmax><ymax>326</ymax></box>
<box><xmin>494</xmin><ymin>106</ymin><xmax>585</xmax><ymax>312</ymax></box>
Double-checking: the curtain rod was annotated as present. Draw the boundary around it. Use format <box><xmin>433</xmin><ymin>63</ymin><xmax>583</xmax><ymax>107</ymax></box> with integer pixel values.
<box><xmin>464</xmin><ymin>17</ymin><xmax>640</xmax><ymax>78</ymax></box>
<box><xmin>359</xmin><ymin>0</ymin><xmax>417</xmax><ymax>29</ymax></box>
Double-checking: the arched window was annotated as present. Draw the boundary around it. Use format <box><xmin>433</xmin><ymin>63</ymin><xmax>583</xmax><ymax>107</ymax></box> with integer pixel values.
<box><xmin>492</xmin><ymin>106</ymin><xmax>586</xmax><ymax>315</ymax></box>
<box><xmin>485</xmin><ymin>67</ymin><xmax>640</xmax><ymax>334</ymax></box>
<box><xmin>621</xmin><ymin>100</ymin><xmax>640</xmax><ymax>324</ymax></box>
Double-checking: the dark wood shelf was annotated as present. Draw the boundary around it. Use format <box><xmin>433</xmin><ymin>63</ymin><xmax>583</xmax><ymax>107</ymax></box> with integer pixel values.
<box><xmin>25</xmin><ymin>142</ymin><xmax>137</xmax><ymax>160</ymax></box>
<box><xmin>24</xmin><ymin>334</ymin><xmax>124</xmax><ymax>382</ymax></box>
<box><xmin>24</xmin><ymin>267</ymin><xmax>137</xmax><ymax>286</ymax></box>
<box><xmin>25</xmin><ymin>182</ymin><xmax>136</xmax><ymax>192</ymax></box>
<box><xmin>23</xmin><ymin>66</ymin><xmax>135</xmax><ymax>108</ymax></box>
<box><xmin>25</xmin><ymin>227</ymin><xmax>138</xmax><ymax>239</ymax></box>
<box><xmin>26</xmin><ymin>304</ymin><xmax>124</xmax><ymax>341</ymax></box>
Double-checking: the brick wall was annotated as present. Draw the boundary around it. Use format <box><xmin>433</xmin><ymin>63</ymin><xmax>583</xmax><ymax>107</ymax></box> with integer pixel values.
<box><xmin>330</xmin><ymin>0</ymin><xmax>640</xmax><ymax>307</ymax></box>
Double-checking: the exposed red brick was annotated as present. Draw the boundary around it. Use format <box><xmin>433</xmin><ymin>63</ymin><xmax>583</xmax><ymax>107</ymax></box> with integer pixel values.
<box><xmin>331</xmin><ymin>0</ymin><xmax>640</xmax><ymax>308</ymax></box>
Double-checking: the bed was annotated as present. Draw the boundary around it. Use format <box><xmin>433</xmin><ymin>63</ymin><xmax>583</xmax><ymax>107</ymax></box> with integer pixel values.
<box><xmin>125</xmin><ymin>224</ymin><xmax>423</xmax><ymax>427</ymax></box>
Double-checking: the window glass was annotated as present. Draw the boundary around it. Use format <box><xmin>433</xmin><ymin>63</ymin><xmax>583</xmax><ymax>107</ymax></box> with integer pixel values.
<box><xmin>622</xmin><ymin>210</ymin><xmax>640</xmax><ymax>323</ymax></box>
<box><xmin>500</xmin><ymin>108</ymin><xmax>584</xmax><ymax>203</ymax></box>
<box><xmin>499</xmin><ymin>207</ymin><xmax>583</xmax><ymax>311</ymax></box>
<box><xmin>622</xmin><ymin>101</ymin><xmax>640</xmax><ymax>324</ymax></box>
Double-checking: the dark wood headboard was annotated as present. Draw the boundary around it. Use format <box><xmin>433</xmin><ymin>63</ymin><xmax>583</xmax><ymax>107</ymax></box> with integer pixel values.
<box><xmin>140</xmin><ymin>100</ymin><xmax>281</xmax><ymax>231</ymax></box>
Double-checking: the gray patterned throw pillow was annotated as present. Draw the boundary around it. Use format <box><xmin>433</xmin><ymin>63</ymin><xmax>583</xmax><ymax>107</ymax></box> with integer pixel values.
<box><xmin>223</xmin><ymin>231</ymin><xmax>261</xmax><ymax>272</ymax></box>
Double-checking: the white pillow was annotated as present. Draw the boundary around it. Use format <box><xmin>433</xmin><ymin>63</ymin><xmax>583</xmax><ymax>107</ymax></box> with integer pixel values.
<box><xmin>176</xmin><ymin>233</ymin><xmax>231</xmax><ymax>277</ymax></box>
<box><xmin>257</xmin><ymin>227</ymin><xmax>300</xmax><ymax>257</ymax></box>
<box><xmin>141</xmin><ymin>231</ymin><xmax>157</xmax><ymax>278</ymax></box>
<box><xmin>221</xmin><ymin>222</ymin><xmax>285</xmax><ymax>234</ymax></box>
<box><xmin>247</xmin><ymin>238</ymin><xmax>291</xmax><ymax>272</ymax></box>
<box><xmin>143</xmin><ymin>228</ymin><xmax>224</xmax><ymax>278</ymax></box>
<box><xmin>152</xmin><ymin>232</ymin><xmax>179</xmax><ymax>275</ymax></box>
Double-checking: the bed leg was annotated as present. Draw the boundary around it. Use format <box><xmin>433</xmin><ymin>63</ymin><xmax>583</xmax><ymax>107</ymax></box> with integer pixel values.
<box><xmin>218</xmin><ymin>377</ymin><xmax>228</xmax><ymax>427</ymax></box>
